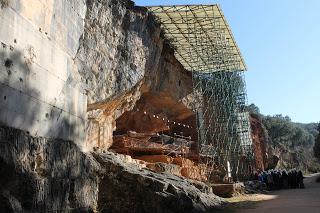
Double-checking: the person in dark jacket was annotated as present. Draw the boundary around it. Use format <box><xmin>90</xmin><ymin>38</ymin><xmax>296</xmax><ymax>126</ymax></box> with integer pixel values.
<box><xmin>297</xmin><ymin>170</ymin><xmax>304</xmax><ymax>188</ymax></box>
<box><xmin>282</xmin><ymin>170</ymin><xmax>289</xmax><ymax>189</ymax></box>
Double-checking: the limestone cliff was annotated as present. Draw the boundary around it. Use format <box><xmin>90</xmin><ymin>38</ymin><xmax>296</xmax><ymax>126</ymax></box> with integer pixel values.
<box><xmin>0</xmin><ymin>0</ymin><xmax>194</xmax><ymax>151</ymax></box>
<box><xmin>0</xmin><ymin>0</ymin><xmax>224</xmax><ymax>212</ymax></box>
<box><xmin>75</xmin><ymin>0</ymin><xmax>195</xmax><ymax>151</ymax></box>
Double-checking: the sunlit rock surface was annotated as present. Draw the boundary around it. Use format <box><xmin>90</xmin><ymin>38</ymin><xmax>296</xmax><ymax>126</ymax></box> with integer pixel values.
<box><xmin>0</xmin><ymin>0</ymin><xmax>226</xmax><ymax>212</ymax></box>
<box><xmin>94</xmin><ymin>151</ymin><xmax>225</xmax><ymax>213</ymax></box>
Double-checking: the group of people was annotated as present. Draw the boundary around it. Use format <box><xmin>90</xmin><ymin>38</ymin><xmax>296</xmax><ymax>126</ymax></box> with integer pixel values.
<box><xmin>253</xmin><ymin>169</ymin><xmax>304</xmax><ymax>190</ymax></box>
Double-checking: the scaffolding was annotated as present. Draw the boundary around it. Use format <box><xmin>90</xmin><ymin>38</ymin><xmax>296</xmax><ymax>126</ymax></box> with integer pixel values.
<box><xmin>147</xmin><ymin>5</ymin><xmax>254</xmax><ymax>181</ymax></box>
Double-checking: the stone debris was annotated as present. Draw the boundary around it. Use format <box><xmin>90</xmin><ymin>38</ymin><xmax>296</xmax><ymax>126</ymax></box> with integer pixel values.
<box><xmin>94</xmin><ymin>151</ymin><xmax>225</xmax><ymax>213</ymax></box>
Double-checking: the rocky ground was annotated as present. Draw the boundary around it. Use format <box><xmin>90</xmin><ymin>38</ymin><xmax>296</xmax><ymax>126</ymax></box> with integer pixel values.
<box><xmin>94</xmin><ymin>151</ymin><xmax>225</xmax><ymax>213</ymax></box>
<box><xmin>0</xmin><ymin>125</ymin><xmax>225</xmax><ymax>212</ymax></box>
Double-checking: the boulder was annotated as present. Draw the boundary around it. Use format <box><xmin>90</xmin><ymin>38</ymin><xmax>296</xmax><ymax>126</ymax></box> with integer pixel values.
<box><xmin>147</xmin><ymin>162</ymin><xmax>182</xmax><ymax>176</ymax></box>
<box><xmin>211</xmin><ymin>183</ymin><xmax>245</xmax><ymax>198</ymax></box>
<box><xmin>94</xmin><ymin>152</ymin><xmax>225</xmax><ymax>212</ymax></box>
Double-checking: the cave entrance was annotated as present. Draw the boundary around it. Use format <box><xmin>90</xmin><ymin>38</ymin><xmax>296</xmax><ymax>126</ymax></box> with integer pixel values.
<box><xmin>110</xmin><ymin>92</ymin><xmax>215</xmax><ymax>182</ymax></box>
<box><xmin>112</xmin><ymin>92</ymin><xmax>198</xmax><ymax>158</ymax></box>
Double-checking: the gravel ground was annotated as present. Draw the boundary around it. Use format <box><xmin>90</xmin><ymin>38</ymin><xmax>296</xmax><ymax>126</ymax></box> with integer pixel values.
<box><xmin>226</xmin><ymin>173</ymin><xmax>320</xmax><ymax>213</ymax></box>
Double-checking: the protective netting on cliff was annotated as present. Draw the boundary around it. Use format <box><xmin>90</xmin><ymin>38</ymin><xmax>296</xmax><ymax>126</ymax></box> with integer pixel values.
<box><xmin>148</xmin><ymin>5</ymin><xmax>254</xmax><ymax>181</ymax></box>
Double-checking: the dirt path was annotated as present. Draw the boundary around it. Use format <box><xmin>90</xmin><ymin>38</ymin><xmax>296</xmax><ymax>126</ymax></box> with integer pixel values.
<box><xmin>232</xmin><ymin>173</ymin><xmax>320</xmax><ymax>213</ymax></box>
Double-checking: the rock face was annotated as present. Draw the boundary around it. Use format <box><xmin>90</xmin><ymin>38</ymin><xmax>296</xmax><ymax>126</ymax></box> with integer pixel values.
<box><xmin>137</xmin><ymin>155</ymin><xmax>208</xmax><ymax>182</ymax></box>
<box><xmin>0</xmin><ymin>125</ymin><xmax>101</xmax><ymax>212</ymax></box>
<box><xmin>0</xmin><ymin>0</ymin><xmax>87</xmax><ymax>145</ymax></box>
<box><xmin>250</xmin><ymin>113</ymin><xmax>319</xmax><ymax>172</ymax></box>
<box><xmin>94</xmin><ymin>152</ymin><xmax>225</xmax><ymax>213</ymax></box>
<box><xmin>0</xmin><ymin>0</ymin><xmax>226</xmax><ymax>212</ymax></box>
<box><xmin>0</xmin><ymin>125</ymin><xmax>225</xmax><ymax>212</ymax></box>
<box><xmin>249</xmin><ymin>114</ymin><xmax>277</xmax><ymax>170</ymax></box>
<box><xmin>250</xmin><ymin>114</ymin><xmax>268</xmax><ymax>171</ymax></box>
<box><xmin>0</xmin><ymin>0</ymin><xmax>194</xmax><ymax>151</ymax></box>
<box><xmin>76</xmin><ymin>0</ymin><xmax>195</xmax><ymax>150</ymax></box>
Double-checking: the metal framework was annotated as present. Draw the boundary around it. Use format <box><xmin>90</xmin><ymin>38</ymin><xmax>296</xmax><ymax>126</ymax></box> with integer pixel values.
<box><xmin>147</xmin><ymin>5</ymin><xmax>254</xmax><ymax>181</ymax></box>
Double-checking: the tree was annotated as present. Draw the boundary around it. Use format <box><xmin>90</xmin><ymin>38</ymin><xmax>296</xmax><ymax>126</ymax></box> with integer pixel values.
<box><xmin>263</xmin><ymin>115</ymin><xmax>314</xmax><ymax>149</ymax></box>
<box><xmin>313</xmin><ymin>123</ymin><xmax>320</xmax><ymax>160</ymax></box>
<box><xmin>246</xmin><ymin>103</ymin><xmax>260</xmax><ymax>115</ymax></box>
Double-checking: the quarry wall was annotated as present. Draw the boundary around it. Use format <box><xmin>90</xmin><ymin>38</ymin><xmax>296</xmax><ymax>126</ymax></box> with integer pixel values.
<box><xmin>0</xmin><ymin>2</ymin><xmax>225</xmax><ymax>211</ymax></box>
<box><xmin>0</xmin><ymin>0</ymin><xmax>87</xmax><ymax>146</ymax></box>
<box><xmin>0</xmin><ymin>0</ymin><xmax>194</xmax><ymax>151</ymax></box>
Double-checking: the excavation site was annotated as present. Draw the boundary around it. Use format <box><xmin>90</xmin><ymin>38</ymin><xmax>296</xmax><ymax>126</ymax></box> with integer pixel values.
<box><xmin>1</xmin><ymin>0</ymin><xmax>320</xmax><ymax>212</ymax></box>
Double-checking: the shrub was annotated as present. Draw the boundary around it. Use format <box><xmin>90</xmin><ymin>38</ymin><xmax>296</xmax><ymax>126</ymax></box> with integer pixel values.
<box><xmin>314</xmin><ymin>123</ymin><xmax>320</xmax><ymax>159</ymax></box>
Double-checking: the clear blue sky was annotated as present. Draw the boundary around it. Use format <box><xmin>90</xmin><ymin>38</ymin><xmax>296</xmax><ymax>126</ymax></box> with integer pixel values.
<box><xmin>134</xmin><ymin>0</ymin><xmax>320</xmax><ymax>123</ymax></box>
